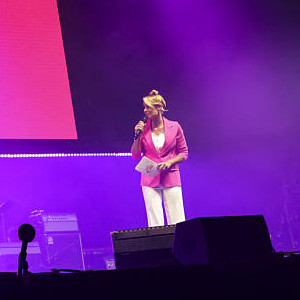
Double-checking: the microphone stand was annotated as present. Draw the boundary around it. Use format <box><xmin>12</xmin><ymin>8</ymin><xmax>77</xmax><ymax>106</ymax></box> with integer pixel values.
<box><xmin>18</xmin><ymin>241</ymin><xmax>29</xmax><ymax>278</ymax></box>
<box><xmin>17</xmin><ymin>224</ymin><xmax>36</xmax><ymax>280</ymax></box>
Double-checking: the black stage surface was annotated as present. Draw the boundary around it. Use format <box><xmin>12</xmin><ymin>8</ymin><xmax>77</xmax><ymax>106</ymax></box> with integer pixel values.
<box><xmin>1</xmin><ymin>255</ymin><xmax>299</xmax><ymax>300</ymax></box>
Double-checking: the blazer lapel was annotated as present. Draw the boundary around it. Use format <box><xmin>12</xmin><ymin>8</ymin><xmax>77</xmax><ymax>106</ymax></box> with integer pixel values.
<box><xmin>144</xmin><ymin>120</ymin><xmax>157</xmax><ymax>153</ymax></box>
<box><xmin>160</xmin><ymin>117</ymin><xmax>173</xmax><ymax>155</ymax></box>
<box><xmin>144</xmin><ymin>117</ymin><xmax>174</xmax><ymax>156</ymax></box>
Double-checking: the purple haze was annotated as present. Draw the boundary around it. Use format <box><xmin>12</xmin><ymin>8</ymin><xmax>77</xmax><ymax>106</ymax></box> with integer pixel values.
<box><xmin>0</xmin><ymin>0</ymin><xmax>299</xmax><ymax>271</ymax></box>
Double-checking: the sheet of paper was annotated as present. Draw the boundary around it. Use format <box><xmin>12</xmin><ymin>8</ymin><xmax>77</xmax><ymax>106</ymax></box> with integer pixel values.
<box><xmin>135</xmin><ymin>156</ymin><xmax>159</xmax><ymax>178</ymax></box>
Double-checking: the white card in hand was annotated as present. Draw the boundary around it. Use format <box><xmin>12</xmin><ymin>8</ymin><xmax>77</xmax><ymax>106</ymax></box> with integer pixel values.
<box><xmin>135</xmin><ymin>156</ymin><xmax>159</xmax><ymax>178</ymax></box>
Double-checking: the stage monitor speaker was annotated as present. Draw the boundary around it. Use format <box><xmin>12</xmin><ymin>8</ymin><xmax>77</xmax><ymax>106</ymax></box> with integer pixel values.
<box><xmin>173</xmin><ymin>215</ymin><xmax>274</xmax><ymax>265</ymax></box>
<box><xmin>111</xmin><ymin>225</ymin><xmax>177</xmax><ymax>269</ymax></box>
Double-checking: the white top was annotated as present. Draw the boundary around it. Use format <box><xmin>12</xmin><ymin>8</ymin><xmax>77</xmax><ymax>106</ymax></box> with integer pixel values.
<box><xmin>151</xmin><ymin>133</ymin><xmax>165</xmax><ymax>152</ymax></box>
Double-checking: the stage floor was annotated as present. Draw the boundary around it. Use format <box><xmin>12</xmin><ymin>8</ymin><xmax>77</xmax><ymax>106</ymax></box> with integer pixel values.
<box><xmin>1</xmin><ymin>255</ymin><xmax>299</xmax><ymax>300</ymax></box>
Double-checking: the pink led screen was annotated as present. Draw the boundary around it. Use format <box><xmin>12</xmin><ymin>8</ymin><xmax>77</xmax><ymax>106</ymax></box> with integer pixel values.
<box><xmin>0</xmin><ymin>0</ymin><xmax>77</xmax><ymax>139</ymax></box>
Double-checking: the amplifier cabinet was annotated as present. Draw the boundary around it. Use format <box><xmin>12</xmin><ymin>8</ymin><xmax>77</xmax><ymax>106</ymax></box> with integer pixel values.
<box><xmin>42</xmin><ymin>232</ymin><xmax>85</xmax><ymax>270</ymax></box>
<box><xmin>111</xmin><ymin>225</ymin><xmax>177</xmax><ymax>269</ymax></box>
<box><xmin>41</xmin><ymin>213</ymin><xmax>79</xmax><ymax>232</ymax></box>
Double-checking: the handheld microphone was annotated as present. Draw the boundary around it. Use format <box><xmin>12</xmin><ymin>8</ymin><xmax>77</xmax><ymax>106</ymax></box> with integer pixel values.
<box><xmin>18</xmin><ymin>223</ymin><xmax>35</xmax><ymax>244</ymax></box>
<box><xmin>134</xmin><ymin>116</ymin><xmax>148</xmax><ymax>140</ymax></box>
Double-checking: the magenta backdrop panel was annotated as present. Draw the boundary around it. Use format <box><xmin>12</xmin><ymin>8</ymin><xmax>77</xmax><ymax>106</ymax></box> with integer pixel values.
<box><xmin>0</xmin><ymin>0</ymin><xmax>77</xmax><ymax>139</ymax></box>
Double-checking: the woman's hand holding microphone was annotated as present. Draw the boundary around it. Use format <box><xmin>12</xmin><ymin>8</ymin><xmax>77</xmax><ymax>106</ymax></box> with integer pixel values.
<box><xmin>134</xmin><ymin>121</ymin><xmax>145</xmax><ymax>138</ymax></box>
<box><xmin>132</xmin><ymin>118</ymin><xmax>147</xmax><ymax>156</ymax></box>
<box><xmin>134</xmin><ymin>116</ymin><xmax>147</xmax><ymax>141</ymax></box>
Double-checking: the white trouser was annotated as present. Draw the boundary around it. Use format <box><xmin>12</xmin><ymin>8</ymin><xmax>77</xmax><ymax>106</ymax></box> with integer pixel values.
<box><xmin>142</xmin><ymin>186</ymin><xmax>185</xmax><ymax>227</ymax></box>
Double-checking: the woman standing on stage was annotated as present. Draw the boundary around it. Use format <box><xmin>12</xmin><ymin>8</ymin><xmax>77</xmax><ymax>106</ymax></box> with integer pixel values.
<box><xmin>131</xmin><ymin>90</ymin><xmax>188</xmax><ymax>227</ymax></box>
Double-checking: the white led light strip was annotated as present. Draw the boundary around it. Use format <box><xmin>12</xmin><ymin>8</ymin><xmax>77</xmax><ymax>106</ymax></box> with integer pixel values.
<box><xmin>0</xmin><ymin>153</ymin><xmax>132</xmax><ymax>158</ymax></box>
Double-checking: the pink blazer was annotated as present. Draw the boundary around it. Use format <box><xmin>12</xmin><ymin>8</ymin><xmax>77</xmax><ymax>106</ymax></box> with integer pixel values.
<box><xmin>131</xmin><ymin>117</ymin><xmax>188</xmax><ymax>187</ymax></box>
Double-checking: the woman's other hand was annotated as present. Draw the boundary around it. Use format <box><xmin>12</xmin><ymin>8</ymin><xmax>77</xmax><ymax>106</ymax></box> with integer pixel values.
<box><xmin>157</xmin><ymin>161</ymin><xmax>172</xmax><ymax>171</ymax></box>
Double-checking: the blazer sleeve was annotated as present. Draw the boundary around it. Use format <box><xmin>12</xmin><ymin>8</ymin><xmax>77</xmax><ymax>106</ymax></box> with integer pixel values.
<box><xmin>131</xmin><ymin>142</ymin><xmax>142</xmax><ymax>160</ymax></box>
<box><xmin>176</xmin><ymin>123</ymin><xmax>188</xmax><ymax>160</ymax></box>
<box><xmin>131</xmin><ymin>132</ymin><xmax>146</xmax><ymax>160</ymax></box>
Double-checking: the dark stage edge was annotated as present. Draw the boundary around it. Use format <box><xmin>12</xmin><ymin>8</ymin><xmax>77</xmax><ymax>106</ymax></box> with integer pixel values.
<box><xmin>1</xmin><ymin>256</ymin><xmax>300</xmax><ymax>300</ymax></box>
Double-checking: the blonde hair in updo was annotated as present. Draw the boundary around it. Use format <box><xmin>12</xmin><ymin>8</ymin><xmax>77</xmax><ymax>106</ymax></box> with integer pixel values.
<box><xmin>143</xmin><ymin>90</ymin><xmax>167</xmax><ymax>112</ymax></box>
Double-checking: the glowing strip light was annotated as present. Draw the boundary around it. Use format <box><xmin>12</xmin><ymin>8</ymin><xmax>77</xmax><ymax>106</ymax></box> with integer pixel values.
<box><xmin>0</xmin><ymin>153</ymin><xmax>132</xmax><ymax>158</ymax></box>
